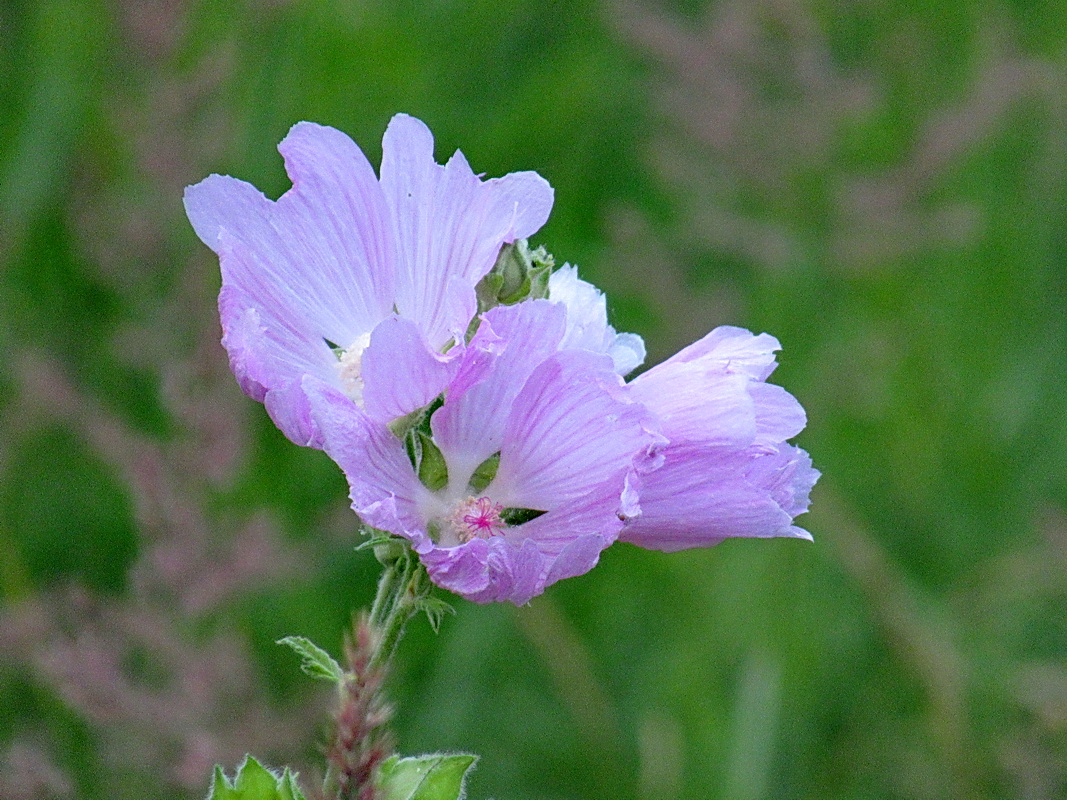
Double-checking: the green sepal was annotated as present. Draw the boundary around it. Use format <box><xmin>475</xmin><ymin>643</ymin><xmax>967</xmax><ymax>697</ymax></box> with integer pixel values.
<box><xmin>415</xmin><ymin>431</ymin><xmax>449</xmax><ymax>492</ymax></box>
<box><xmin>377</xmin><ymin>753</ymin><xmax>477</xmax><ymax>800</ymax></box>
<box><xmin>390</xmin><ymin>394</ymin><xmax>445</xmax><ymax>442</ymax></box>
<box><xmin>275</xmin><ymin>636</ymin><xmax>344</xmax><ymax>685</ymax></box>
<box><xmin>356</xmin><ymin>526</ymin><xmax>411</xmax><ymax>566</ymax></box>
<box><xmin>498</xmin><ymin>273</ymin><xmax>532</xmax><ymax>305</ymax></box>
<box><xmin>208</xmin><ymin>756</ymin><xmax>306</xmax><ymax>800</ymax></box>
<box><xmin>323</xmin><ymin>338</ymin><xmax>345</xmax><ymax>359</ymax></box>
<box><xmin>468</xmin><ymin>452</ymin><xmax>500</xmax><ymax>493</ymax></box>
<box><xmin>418</xmin><ymin>595</ymin><xmax>456</xmax><ymax>634</ymax></box>
<box><xmin>500</xmin><ymin>507</ymin><xmax>547</xmax><ymax>526</ymax></box>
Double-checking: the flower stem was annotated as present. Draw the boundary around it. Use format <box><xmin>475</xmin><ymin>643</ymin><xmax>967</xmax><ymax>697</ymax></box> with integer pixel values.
<box><xmin>325</xmin><ymin>541</ymin><xmax>432</xmax><ymax>800</ymax></box>
<box><xmin>368</xmin><ymin>547</ymin><xmax>428</xmax><ymax>672</ymax></box>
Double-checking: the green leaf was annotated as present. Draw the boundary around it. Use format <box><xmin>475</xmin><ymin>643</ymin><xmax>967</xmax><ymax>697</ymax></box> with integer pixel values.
<box><xmin>389</xmin><ymin>394</ymin><xmax>445</xmax><ymax>442</ymax></box>
<box><xmin>500</xmin><ymin>507</ymin><xmax>547</xmax><ymax>526</ymax></box>
<box><xmin>377</xmin><ymin>753</ymin><xmax>477</xmax><ymax>800</ymax></box>
<box><xmin>416</xmin><ymin>432</ymin><xmax>449</xmax><ymax>492</ymax></box>
<box><xmin>208</xmin><ymin>756</ymin><xmax>306</xmax><ymax>800</ymax></box>
<box><xmin>404</xmin><ymin>426</ymin><xmax>422</xmax><ymax>471</ymax></box>
<box><xmin>468</xmin><ymin>452</ymin><xmax>500</xmax><ymax>493</ymax></box>
<box><xmin>276</xmin><ymin>636</ymin><xmax>345</xmax><ymax>685</ymax></box>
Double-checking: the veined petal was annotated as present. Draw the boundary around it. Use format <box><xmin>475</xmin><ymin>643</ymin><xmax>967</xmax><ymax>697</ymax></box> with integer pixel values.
<box><xmin>185</xmin><ymin>123</ymin><xmax>396</xmax><ymax>349</ymax></box>
<box><xmin>218</xmin><ymin>280</ymin><xmax>337</xmax><ymax>445</ymax></box>
<box><xmin>361</xmin><ymin>316</ymin><xmax>463</xmax><ymax>423</ymax></box>
<box><xmin>548</xmin><ymin>265</ymin><xmax>646</xmax><ymax>376</ymax></box>
<box><xmin>655</xmin><ymin>325</ymin><xmax>782</xmax><ymax>380</ymax></box>
<box><xmin>619</xmin><ymin>443</ymin><xmax>817</xmax><ymax>552</ymax></box>
<box><xmin>418</xmin><ymin>536</ymin><xmax>543</xmax><ymax>605</ymax></box>
<box><xmin>750</xmin><ymin>382</ymin><xmax>807</xmax><ymax>446</ymax></box>
<box><xmin>493</xmin><ymin>350</ymin><xmax>656</xmax><ymax>512</ymax></box>
<box><xmin>430</xmin><ymin>301</ymin><xmax>567</xmax><ymax>486</ymax></box>
<box><xmin>544</xmin><ymin>533</ymin><xmax>610</xmax><ymax>586</ymax></box>
<box><xmin>746</xmin><ymin>443</ymin><xmax>819</xmax><ymax>519</ymax></box>
<box><xmin>307</xmin><ymin>377</ymin><xmax>430</xmax><ymax>539</ymax></box>
<box><xmin>629</xmin><ymin>361</ymin><xmax>756</xmax><ymax>447</ymax></box>
<box><xmin>380</xmin><ymin>113</ymin><xmax>554</xmax><ymax>346</ymax></box>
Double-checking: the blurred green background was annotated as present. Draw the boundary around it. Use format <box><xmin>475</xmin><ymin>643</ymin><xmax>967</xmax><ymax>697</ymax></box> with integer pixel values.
<box><xmin>2</xmin><ymin>1</ymin><xmax>1067</xmax><ymax>798</ymax></box>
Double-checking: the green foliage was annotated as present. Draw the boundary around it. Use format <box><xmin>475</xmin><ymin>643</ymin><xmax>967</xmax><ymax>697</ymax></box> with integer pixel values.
<box><xmin>209</xmin><ymin>756</ymin><xmax>306</xmax><ymax>800</ymax></box>
<box><xmin>378</xmin><ymin>753</ymin><xmax>477</xmax><ymax>800</ymax></box>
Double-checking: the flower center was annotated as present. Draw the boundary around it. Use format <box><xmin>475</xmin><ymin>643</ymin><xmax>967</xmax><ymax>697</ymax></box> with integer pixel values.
<box><xmin>449</xmin><ymin>496</ymin><xmax>505</xmax><ymax>543</ymax></box>
<box><xmin>335</xmin><ymin>332</ymin><xmax>373</xmax><ymax>406</ymax></box>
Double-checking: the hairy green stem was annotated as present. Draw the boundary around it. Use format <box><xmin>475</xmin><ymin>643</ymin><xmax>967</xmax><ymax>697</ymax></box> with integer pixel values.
<box><xmin>368</xmin><ymin>552</ymin><xmax>427</xmax><ymax>672</ymax></box>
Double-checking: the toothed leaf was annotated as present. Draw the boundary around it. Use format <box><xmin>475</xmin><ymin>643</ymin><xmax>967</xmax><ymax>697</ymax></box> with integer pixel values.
<box><xmin>208</xmin><ymin>756</ymin><xmax>306</xmax><ymax>800</ymax></box>
<box><xmin>276</xmin><ymin>637</ymin><xmax>344</xmax><ymax>685</ymax></box>
<box><xmin>418</xmin><ymin>595</ymin><xmax>456</xmax><ymax>633</ymax></box>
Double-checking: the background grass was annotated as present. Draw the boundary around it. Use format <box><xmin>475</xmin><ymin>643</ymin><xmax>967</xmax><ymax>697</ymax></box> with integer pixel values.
<box><xmin>2</xmin><ymin>1</ymin><xmax>1066</xmax><ymax>798</ymax></box>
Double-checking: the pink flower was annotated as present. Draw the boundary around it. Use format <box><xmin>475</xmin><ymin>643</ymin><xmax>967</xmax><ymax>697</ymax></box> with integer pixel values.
<box><xmin>184</xmin><ymin>114</ymin><xmax>553</xmax><ymax>446</ymax></box>
<box><xmin>307</xmin><ymin>301</ymin><xmax>661</xmax><ymax>605</ymax></box>
<box><xmin>621</xmin><ymin>326</ymin><xmax>818</xmax><ymax>551</ymax></box>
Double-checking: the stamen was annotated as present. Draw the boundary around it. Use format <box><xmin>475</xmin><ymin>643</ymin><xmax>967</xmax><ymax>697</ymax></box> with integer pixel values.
<box><xmin>450</xmin><ymin>496</ymin><xmax>505</xmax><ymax>543</ymax></box>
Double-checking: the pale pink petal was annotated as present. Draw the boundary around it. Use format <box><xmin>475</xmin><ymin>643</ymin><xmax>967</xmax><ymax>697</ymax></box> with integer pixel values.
<box><xmin>419</xmin><ymin>537</ymin><xmax>543</xmax><ymax>605</ymax></box>
<box><xmin>660</xmin><ymin>325</ymin><xmax>782</xmax><ymax>380</ymax></box>
<box><xmin>619</xmin><ymin>444</ymin><xmax>817</xmax><ymax>552</ymax></box>
<box><xmin>380</xmin><ymin>113</ymin><xmax>554</xmax><ymax>345</ymax></box>
<box><xmin>185</xmin><ymin>122</ymin><xmax>396</xmax><ymax>347</ymax></box>
<box><xmin>493</xmin><ymin>350</ymin><xmax>657</xmax><ymax>512</ymax></box>
<box><xmin>548</xmin><ymin>265</ymin><xmax>646</xmax><ymax>376</ymax></box>
<box><xmin>218</xmin><ymin>280</ymin><xmax>336</xmax><ymax>445</ymax></box>
<box><xmin>750</xmin><ymin>382</ymin><xmax>807</xmax><ymax>446</ymax></box>
<box><xmin>630</xmin><ymin>363</ymin><xmax>756</xmax><ymax>447</ymax></box>
<box><xmin>307</xmin><ymin>377</ymin><xmax>430</xmax><ymax>538</ymax></box>
<box><xmin>361</xmin><ymin>316</ymin><xmax>463</xmax><ymax>424</ymax></box>
<box><xmin>430</xmin><ymin>301</ymin><xmax>566</xmax><ymax>484</ymax></box>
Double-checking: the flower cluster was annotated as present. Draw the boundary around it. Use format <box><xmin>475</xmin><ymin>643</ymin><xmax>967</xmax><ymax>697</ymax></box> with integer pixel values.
<box><xmin>186</xmin><ymin>114</ymin><xmax>818</xmax><ymax>605</ymax></box>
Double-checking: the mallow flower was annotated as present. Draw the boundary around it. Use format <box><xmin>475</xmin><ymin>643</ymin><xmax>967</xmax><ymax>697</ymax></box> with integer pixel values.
<box><xmin>544</xmin><ymin>266</ymin><xmax>817</xmax><ymax>550</ymax></box>
<box><xmin>184</xmin><ymin>114</ymin><xmax>553</xmax><ymax>446</ymax></box>
<box><xmin>307</xmin><ymin>300</ymin><xmax>661</xmax><ymax>605</ymax></box>
<box><xmin>620</xmin><ymin>326</ymin><xmax>818</xmax><ymax>550</ymax></box>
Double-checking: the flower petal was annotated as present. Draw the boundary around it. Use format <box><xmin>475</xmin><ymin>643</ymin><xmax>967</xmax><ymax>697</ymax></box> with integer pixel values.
<box><xmin>307</xmin><ymin>376</ymin><xmax>430</xmax><ymax>538</ymax></box>
<box><xmin>418</xmin><ymin>536</ymin><xmax>543</xmax><ymax>605</ymax></box>
<box><xmin>659</xmin><ymin>325</ymin><xmax>782</xmax><ymax>380</ymax></box>
<box><xmin>430</xmin><ymin>300</ymin><xmax>567</xmax><ymax>486</ymax></box>
<box><xmin>493</xmin><ymin>350</ymin><xmax>656</xmax><ymax>513</ymax></box>
<box><xmin>548</xmin><ymin>265</ymin><xmax>646</xmax><ymax>376</ymax></box>
<box><xmin>218</xmin><ymin>280</ymin><xmax>336</xmax><ymax>445</ymax></box>
<box><xmin>361</xmin><ymin>316</ymin><xmax>463</xmax><ymax>424</ymax></box>
<box><xmin>750</xmin><ymin>382</ymin><xmax>807</xmax><ymax>446</ymax></box>
<box><xmin>185</xmin><ymin>122</ymin><xmax>397</xmax><ymax>349</ymax></box>
<box><xmin>629</xmin><ymin>362</ymin><xmax>756</xmax><ymax>447</ymax></box>
<box><xmin>619</xmin><ymin>444</ymin><xmax>817</xmax><ymax>552</ymax></box>
<box><xmin>380</xmin><ymin>113</ymin><xmax>554</xmax><ymax>346</ymax></box>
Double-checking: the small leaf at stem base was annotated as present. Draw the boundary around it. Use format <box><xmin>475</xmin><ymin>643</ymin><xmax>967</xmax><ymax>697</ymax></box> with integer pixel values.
<box><xmin>208</xmin><ymin>756</ymin><xmax>307</xmax><ymax>800</ymax></box>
